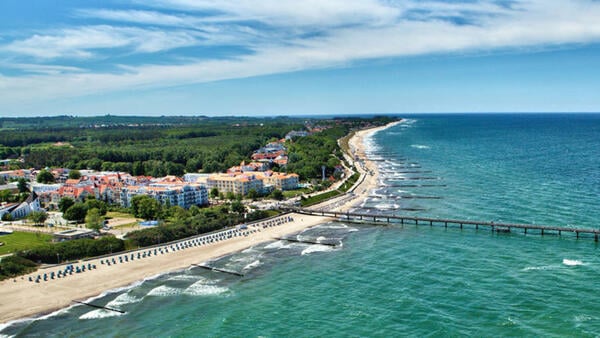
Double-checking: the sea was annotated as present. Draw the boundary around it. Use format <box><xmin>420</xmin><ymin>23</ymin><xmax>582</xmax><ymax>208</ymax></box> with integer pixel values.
<box><xmin>3</xmin><ymin>113</ymin><xmax>600</xmax><ymax>337</ymax></box>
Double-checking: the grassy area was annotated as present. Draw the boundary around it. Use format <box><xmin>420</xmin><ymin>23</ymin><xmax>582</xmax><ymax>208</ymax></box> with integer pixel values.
<box><xmin>264</xmin><ymin>210</ymin><xmax>281</xmax><ymax>218</ymax></box>
<box><xmin>339</xmin><ymin>172</ymin><xmax>360</xmax><ymax>192</ymax></box>
<box><xmin>282</xmin><ymin>188</ymin><xmax>311</xmax><ymax>198</ymax></box>
<box><xmin>0</xmin><ymin>231</ymin><xmax>52</xmax><ymax>255</ymax></box>
<box><xmin>106</xmin><ymin>211</ymin><xmax>135</xmax><ymax>219</ymax></box>
<box><xmin>301</xmin><ymin>190</ymin><xmax>342</xmax><ymax>207</ymax></box>
<box><xmin>112</xmin><ymin>222</ymin><xmax>140</xmax><ymax>230</ymax></box>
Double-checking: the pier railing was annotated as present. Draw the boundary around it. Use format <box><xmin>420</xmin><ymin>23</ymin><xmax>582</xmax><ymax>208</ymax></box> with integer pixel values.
<box><xmin>286</xmin><ymin>207</ymin><xmax>600</xmax><ymax>242</ymax></box>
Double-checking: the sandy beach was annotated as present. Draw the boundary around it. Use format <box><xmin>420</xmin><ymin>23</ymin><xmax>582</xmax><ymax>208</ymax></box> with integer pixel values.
<box><xmin>0</xmin><ymin>120</ymin><xmax>399</xmax><ymax>324</ymax></box>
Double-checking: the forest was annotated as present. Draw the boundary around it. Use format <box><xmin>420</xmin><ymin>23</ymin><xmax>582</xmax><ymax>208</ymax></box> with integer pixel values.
<box><xmin>0</xmin><ymin>115</ymin><xmax>396</xmax><ymax>180</ymax></box>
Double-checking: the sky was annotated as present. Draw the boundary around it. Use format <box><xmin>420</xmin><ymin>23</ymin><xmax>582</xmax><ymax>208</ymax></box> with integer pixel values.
<box><xmin>1</xmin><ymin>0</ymin><xmax>600</xmax><ymax>117</ymax></box>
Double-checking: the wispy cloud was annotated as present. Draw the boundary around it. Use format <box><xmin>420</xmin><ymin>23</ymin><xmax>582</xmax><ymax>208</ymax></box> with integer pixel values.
<box><xmin>2</xmin><ymin>25</ymin><xmax>201</xmax><ymax>59</ymax></box>
<box><xmin>1</xmin><ymin>0</ymin><xmax>600</xmax><ymax>106</ymax></box>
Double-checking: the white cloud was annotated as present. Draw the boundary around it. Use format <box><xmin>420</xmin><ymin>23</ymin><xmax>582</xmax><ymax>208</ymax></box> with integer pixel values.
<box><xmin>2</xmin><ymin>0</ymin><xmax>600</xmax><ymax>106</ymax></box>
<box><xmin>1</xmin><ymin>25</ymin><xmax>201</xmax><ymax>59</ymax></box>
<box><xmin>143</xmin><ymin>0</ymin><xmax>401</xmax><ymax>27</ymax></box>
<box><xmin>0</xmin><ymin>63</ymin><xmax>84</xmax><ymax>75</ymax></box>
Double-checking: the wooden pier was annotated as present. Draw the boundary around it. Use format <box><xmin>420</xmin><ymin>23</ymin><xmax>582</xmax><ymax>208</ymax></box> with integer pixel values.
<box><xmin>289</xmin><ymin>208</ymin><xmax>600</xmax><ymax>242</ymax></box>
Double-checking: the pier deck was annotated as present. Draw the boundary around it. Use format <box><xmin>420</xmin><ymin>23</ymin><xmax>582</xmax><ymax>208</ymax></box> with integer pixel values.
<box><xmin>288</xmin><ymin>208</ymin><xmax>600</xmax><ymax>242</ymax></box>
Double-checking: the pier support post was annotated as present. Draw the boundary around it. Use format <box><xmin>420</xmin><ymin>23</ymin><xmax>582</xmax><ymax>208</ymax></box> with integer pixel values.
<box><xmin>595</xmin><ymin>233</ymin><xmax>598</xmax><ymax>242</ymax></box>
<box><xmin>524</xmin><ymin>228</ymin><xmax>527</xmax><ymax>235</ymax></box>
<box><xmin>541</xmin><ymin>229</ymin><xmax>544</xmax><ymax>236</ymax></box>
<box><xmin>576</xmin><ymin>231</ymin><xmax>579</xmax><ymax>239</ymax></box>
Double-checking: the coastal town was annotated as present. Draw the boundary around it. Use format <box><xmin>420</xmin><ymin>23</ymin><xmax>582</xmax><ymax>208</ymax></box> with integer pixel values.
<box><xmin>0</xmin><ymin>129</ymin><xmax>312</xmax><ymax>225</ymax></box>
<box><xmin>0</xmin><ymin>118</ymin><xmax>392</xmax><ymax>323</ymax></box>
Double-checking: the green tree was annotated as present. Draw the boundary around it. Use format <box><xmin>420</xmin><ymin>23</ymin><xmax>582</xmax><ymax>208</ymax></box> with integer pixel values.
<box><xmin>63</xmin><ymin>203</ymin><xmax>88</xmax><ymax>222</ymax></box>
<box><xmin>226</xmin><ymin>191</ymin><xmax>236</xmax><ymax>200</ymax></box>
<box><xmin>247</xmin><ymin>189</ymin><xmax>259</xmax><ymax>200</ymax></box>
<box><xmin>85</xmin><ymin>208</ymin><xmax>103</xmax><ymax>231</ymax></box>
<box><xmin>270</xmin><ymin>189</ymin><xmax>284</xmax><ymax>201</ymax></box>
<box><xmin>68</xmin><ymin>170</ymin><xmax>81</xmax><ymax>179</ymax></box>
<box><xmin>131</xmin><ymin>195</ymin><xmax>161</xmax><ymax>220</ymax></box>
<box><xmin>0</xmin><ymin>190</ymin><xmax>12</xmax><ymax>203</ymax></box>
<box><xmin>36</xmin><ymin>169</ymin><xmax>55</xmax><ymax>183</ymax></box>
<box><xmin>58</xmin><ymin>197</ymin><xmax>75</xmax><ymax>213</ymax></box>
<box><xmin>1</xmin><ymin>213</ymin><xmax>13</xmax><ymax>222</ymax></box>
<box><xmin>210</xmin><ymin>187</ymin><xmax>219</xmax><ymax>198</ymax></box>
<box><xmin>28</xmin><ymin>210</ymin><xmax>48</xmax><ymax>226</ymax></box>
<box><xmin>170</xmin><ymin>206</ymin><xmax>189</xmax><ymax>223</ymax></box>
<box><xmin>17</xmin><ymin>178</ymin><xmax>29</xmax><ymax>193</ymax></box>
<box><xmin>84</xmin><ymin>198</ymin><xmax>107</xmax><ymax>216</ymax></box>
<box><xmin>230</xmin><ymin>200</ymin><xmax>245</xmax><ymax>214</ymax></box>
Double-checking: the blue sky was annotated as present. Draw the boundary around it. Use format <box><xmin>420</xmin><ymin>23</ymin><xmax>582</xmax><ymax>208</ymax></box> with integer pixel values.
<box><xmin>1</xmin><ymin>0</ymin><xmax>599</xmax><ymax>116</ymax></box>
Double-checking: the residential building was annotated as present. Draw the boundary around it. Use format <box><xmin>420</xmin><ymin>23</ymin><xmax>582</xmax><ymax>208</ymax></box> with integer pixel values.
<box><xmin>207</xmin><ymin>173</ymin><xmax>264</xmax><ymax>195</ymax></box>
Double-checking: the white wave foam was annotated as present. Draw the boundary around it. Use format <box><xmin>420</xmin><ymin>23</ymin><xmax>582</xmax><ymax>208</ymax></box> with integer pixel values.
<box><xmin>320</xmin><ymin>223</ymin><xmax>348</xmax><ymax>229</ymax></box>
<box><xmin>265</xmin><ymin>240</ymin><xmax>292</xmax><ymax>250</ymax></box>
<box><xmin>147</xmin><ymin>285</ymin><xmax>182</xmax><ymax>297</ymax></box>
<box><xmin>168</xmin><ymin>274</ymin><xmax>198</xmax><ymax>282</ymax></box>
<box><xmin>301</xmin><ymin>245</ymin><xmax>335</xmax><ymax>256</ymax></box>
<box><xmin>184</xmin><ymin>280</ymin><xmax>229</xmax><ymax>296</ymax></box>
<box><xmin>375</xmin><ymin>203</ymin><xmax>398</xmax><ymax>210</ymax></box>
<box><xmin>411</xmin><ymin>144</ymin><xmax>430</xmax><ymax>149</ymax></box>
<box><xmin>522</xmin><ymin>265</ymin><xmax>556</xmax><ymax>271</ymax></box>
<box><xmin>563</xmin><ymin>259</ymin><xmax>584</xmax><ymax>266</ymax></box>
<box><xmin>106</xmin><ymin>292</ymin><xmax>141</xmax><ymax>308</ymax></box>
<box><xmin>79</xmin><ymin>309</ymin><xmax>125</xmax><ymax>320</ymax></box>
<box><xmin>243</xmin><ymin>260</ymin><xmax>261</xmax><ymax>271</ymax></box>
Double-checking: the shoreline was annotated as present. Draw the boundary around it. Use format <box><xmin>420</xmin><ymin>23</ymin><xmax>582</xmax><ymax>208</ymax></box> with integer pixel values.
<box><xmin>0</xmin><ymin>120</ymin><xmax>400</xmax><ymax>325</ymax></box>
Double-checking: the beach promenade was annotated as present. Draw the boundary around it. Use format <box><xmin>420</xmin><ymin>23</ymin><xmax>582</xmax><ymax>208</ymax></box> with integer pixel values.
<box><xmin>0</xmin><ymin>121</ymin><xmax>398</xmax><ymax>324</ymax></box>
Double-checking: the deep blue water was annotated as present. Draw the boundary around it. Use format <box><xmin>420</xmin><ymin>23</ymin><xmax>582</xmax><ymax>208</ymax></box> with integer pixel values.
<box><xmin>3</xmin><ymin>114</ymin><xmax>600</xmax><ymax>337</ymax></box>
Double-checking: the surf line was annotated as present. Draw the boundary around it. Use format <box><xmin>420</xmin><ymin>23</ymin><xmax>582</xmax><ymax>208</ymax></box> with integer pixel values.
<box><xmin>191</xmin><ymin>264</ymin><xmax>244</xmax><ymax>277</ymax></box>
<box><xmin>275</xmin><ymin>237</ymin><xmax>338</xmax><ymax>247</ymax></box>
<box><xmin>72</xmin><ymin>300</ymin><xmax>125</xmax><ymax>314</ymax></box>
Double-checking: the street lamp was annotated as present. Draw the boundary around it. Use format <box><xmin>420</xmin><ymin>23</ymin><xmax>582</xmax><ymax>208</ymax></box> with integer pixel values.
<box><xmin>56</xmin><ymin>253</ymin><xmax>60</xmax><ymax>264</ymax></box>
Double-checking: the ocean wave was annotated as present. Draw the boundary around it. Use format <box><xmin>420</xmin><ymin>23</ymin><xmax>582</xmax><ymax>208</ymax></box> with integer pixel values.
<box><xmin>79</xmin><ymin>309</ymin><xmax>125</xmax><ymax>320</ymax></box>
<box><xmin>168</xmin><ymin>274</ymin><xmax>199</xmax><ymax>282</ymax></box>
<box><xmin>184</xmin><ymin>280</ymin><xmax>229</xmax><ymax>296</ymax></box>
<box><xmin>106</xmin><ymin>292</ymin><xmax>141</xmax><ymax>308</ymax></box>
<box><xmin>301</xmin><ymin>245</ymin><xmax>336</xmax><ymax>256</ymax></box>
<box><xmin>562</xmin><ymin>259</ymin><xmax>584</xmax><ymax>266</ymax></box>
<box><xmin>243</xmin><ymin>260</ymin><xmax>261</xmax><ymax>271</ymax></box>
<box><xmin>264</xmin><ymin>240</ymin><xmax>292</xmax><ymax>250</ymax></box>
<box><xmin>411</xmin><ymin>144</ymin><xmax>430</xmax><ymax>149</ymax></box>
<box><xmin>521</xmin><ymin>265</ymin><xmax>558</xmax><ymax>271</ymax></box>
<box><xmin>147</xmin><ymin>285</ymin><xmax>182</xmax><ymax>297</ymax></box>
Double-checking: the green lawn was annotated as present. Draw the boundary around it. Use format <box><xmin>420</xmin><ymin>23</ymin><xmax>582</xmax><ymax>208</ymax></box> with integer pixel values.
<box><xmin>282</xmin><ymin>188</ymin><xmax>311</xmax><ymax>198</ymax></box>
<box><xmin>301</xmin><ymin>190</ymin><xmax>342</xmax><ymax>207</ymax></box>
<box><xmin>106</xmin><ymin>211</ymin><xmax>135</xmax><ymax>219</ymax></box>
<box><xmin>0</xmin><ymin>231</ymin><xmax>52</xmax><ymax>255</ymax></box>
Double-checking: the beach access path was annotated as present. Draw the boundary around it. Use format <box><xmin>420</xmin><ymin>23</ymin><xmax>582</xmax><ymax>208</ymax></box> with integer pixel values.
<box><xmin>0</xmin><ymin>120</ymin><xmax>399</xmax><ymax>324</ymax></box>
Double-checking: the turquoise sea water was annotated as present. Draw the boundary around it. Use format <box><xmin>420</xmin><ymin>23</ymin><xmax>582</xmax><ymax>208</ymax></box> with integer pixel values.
<box><xmin>3</xmin><ymin>114</ymin><xmax>600</xmax><ymax>337</ymax></box>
